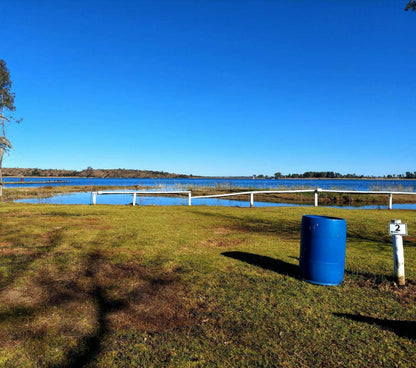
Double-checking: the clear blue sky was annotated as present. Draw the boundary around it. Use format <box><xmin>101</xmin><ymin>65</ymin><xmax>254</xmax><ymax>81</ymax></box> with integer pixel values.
<box><xmin>1</xmin><ymin>0</ymin><xmax>415</xmax><ymax>176</ymax></box>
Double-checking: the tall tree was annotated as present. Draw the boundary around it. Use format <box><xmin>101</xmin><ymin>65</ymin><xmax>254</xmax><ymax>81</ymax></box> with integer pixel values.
<box><xmin>0</xmin><ymin>60</ymin><xmax>21</xmax><ymax>194</ymax></box>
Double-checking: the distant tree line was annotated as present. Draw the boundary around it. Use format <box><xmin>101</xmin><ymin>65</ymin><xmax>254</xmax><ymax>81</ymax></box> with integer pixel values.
<box><xmin>403</xmin><ymin>171</ymin><xmax>416</xmax><ymax>179</ymax></box>
<box><xmin>3</xmin><ymin>167</ymin><xmax>416</xmax><ymax>180</ymax></box>
<box><xmin>251</xmin><ymin>171</ymin><xmax>416</xmax><ymax>179</ymax></box>
<box><xmin>2</xmin><ymin>167</ymin><xmax>195</xmax><ymax>179</ymax></box>
<box><xmin>278</xmin><ymin>171</ymin><xmax>353</xmax><ymax>179</ymax></box>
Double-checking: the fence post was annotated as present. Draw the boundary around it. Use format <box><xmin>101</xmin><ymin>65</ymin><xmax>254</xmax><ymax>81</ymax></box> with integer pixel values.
<box><xmin>92</xmin><ymin>192</ymin><xmax>97</xmax><ymax>205</ymax></box>
<box><xmin>389</xmin><ymin>193</ymin><xmax>393</xmax><ymax>210</ymax></box>
<box><xmin>250</xmin><ymin>192</ymin><xmax>254</xmax><ymax>208</ymax></box>
<box><xmin>188</xmin><ymin>192</ymin><xmax>192</xmax><ymax>206</ymax></box>
<box><xmin>133</xmin><ymin>192</ymin><xmax>137</xmax><ymax>206</ymax></box>
<box><xmin>391</xmin><ymin>219</ymin><xmax>405</xmax><ymax>286</ymax></box>
<box><xmin>314</xmin><ymin>189</ymin><xmax>319</xmax><ymax>207</ymax></box>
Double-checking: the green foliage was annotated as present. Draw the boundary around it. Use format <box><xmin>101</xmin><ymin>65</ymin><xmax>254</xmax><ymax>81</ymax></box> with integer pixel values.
<box><xmin>0</xmin><ymin>136</ymin><xmax>12</xmax><ymax>152</ymax></box>
<box><xmin>285</xmin><ymin>171</ymin><xmax>359</xmax><ymax>178</ymax></box>
<box><xmin>274</xmin><ymin>171</ymin><xmax>416</xmax><ymax>179</ymax></box>
<box><xmin>0</xmin><ymin>59</ymin><xmax>20</xmax><ymax>183</ymax></box>
<box><xmin>0</xmin><ymin>60</ymin><xmax>15</xmax><ymax>113</ymax></box>
<box><xmin>31</xmin><ymin>168</ymin><xmax>41</xmax><ymax>176</ymax></box>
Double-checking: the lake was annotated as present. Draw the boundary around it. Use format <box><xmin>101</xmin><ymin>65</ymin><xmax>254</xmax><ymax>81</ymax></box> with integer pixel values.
<box><xmin>8</xmin><ymin>177</ymin><xmax>416</xmax><ymax>209</ymax></box>
<box><xmin>16</xmin><ymin>192</ymin><xmax>416</xmax><ymax>209</ymax></box>
<box><xmin>5</xmin><ymin>177</ymin><xmax>416</xmax><ymax>191</ymax></box>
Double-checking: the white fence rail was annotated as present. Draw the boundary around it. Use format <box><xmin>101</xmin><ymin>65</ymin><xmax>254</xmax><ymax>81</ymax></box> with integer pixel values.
<box><xmin>92</xmin><ymin>190</ymin><xmax>192</xmax><ymax>206</ymax></box>
<box><xmin>91</xmin><ymin>188</ymin><xmax>416</xmax><ymax>209</ymax></box>
<box><xmin>192</xmin><ymin>189</ymin><xmax>316</xmax><ymax>207</ymax></box>
<box><xmin>318</xmin><ymin>189</ymin><xmax>416</xmax><ymax>210</ymax></box>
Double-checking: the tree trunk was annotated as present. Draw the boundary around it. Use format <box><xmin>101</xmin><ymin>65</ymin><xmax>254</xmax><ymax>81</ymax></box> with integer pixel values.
<box><xmin>0</xmin><ymin>148</ymin><xmax>3</xmax><ymax>196</ymax></box>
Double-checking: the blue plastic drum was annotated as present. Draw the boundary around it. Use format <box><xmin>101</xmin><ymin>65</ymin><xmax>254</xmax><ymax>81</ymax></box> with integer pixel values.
<box><xmin>299</xmin><ymin>215</ymin><xmax>347</xmax><ymax>286</ymax></box>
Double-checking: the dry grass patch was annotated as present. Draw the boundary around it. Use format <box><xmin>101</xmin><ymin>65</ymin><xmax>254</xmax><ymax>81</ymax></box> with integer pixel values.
<box><xmin>0</xmin><ymin>245</ymin><xmax>197</xmax><ymax>367</ymax></box>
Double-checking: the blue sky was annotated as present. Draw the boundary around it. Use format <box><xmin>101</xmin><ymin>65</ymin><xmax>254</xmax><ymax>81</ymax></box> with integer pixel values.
<box><xmin>1</xmin><ymin>0</ymin><xmax>415</xmax><ymax>176</ymax></box>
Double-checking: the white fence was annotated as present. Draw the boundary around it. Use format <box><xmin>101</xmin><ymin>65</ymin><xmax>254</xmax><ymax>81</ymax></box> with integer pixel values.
<box><xmin>92</xmin><ymin>190</ymin><xmax>192</xmax><ymax>206</ymax></box>
<box><xmin>91</xmin><ymin>188</ymin><xmax>416</xmax><ymax>209</ymax></box>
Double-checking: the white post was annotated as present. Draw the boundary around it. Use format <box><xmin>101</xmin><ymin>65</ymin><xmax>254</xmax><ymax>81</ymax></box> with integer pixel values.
<box><xmin>92</xmin><ymin>192</ymin><xmax>97</xmax><ymax>205</ymax></box>
<box><xmin>314</xmin><ymin>189</ymin><xmax>319</xmax><ymax>207</ymax></box>
<box><xmin>133</xmin><ymin>192</ymin><xmax>137</xmax><ymax>206</ymax></box>
<box><xmin>391</xmin><ymin>219</ymin><xmax>405</xmax><ymax>286</ymax></box>
<box><xmin>389</xmin><ymin>193</ymin><xmax>393</xmax><ymax>210</ymax></box>
<box><xmin>188</xmin><ymin>192</ymin><xmax>192</xmax><ymax>206</ymax></box>
<box><xmin>250</xmin><ymin>192</ymin><xmax>254</xmax><ymax>208</ymax></box>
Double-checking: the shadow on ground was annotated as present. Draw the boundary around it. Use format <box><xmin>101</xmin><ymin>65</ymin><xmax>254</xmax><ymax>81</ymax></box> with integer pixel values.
<box><xmin>334</xmin><ymin>313</ymin><xmax>416</xmax><ymax>340</ymax></box>
<box><xmin>57</xmin><ymin>284</ymin><xmax>125</xmax><ymax>368</ymax></box>
<box><xmin>0</xmin><ymin>227</ymin><xmax>63</xmax><ymax>290</ymax></box>
<box><xmin>52</xmin><ymin>253</ymin><xmax>127</xmax><ymax>368</ymax></box>
<box><xmin>189</xmin><ymin>209</ymin><xmax>301</xmax><ymax>240</ymax></box>
<box><xmin>222</xmin><ymin>251</ymin><xmax>299</xmax><ymax>279</ymax></box>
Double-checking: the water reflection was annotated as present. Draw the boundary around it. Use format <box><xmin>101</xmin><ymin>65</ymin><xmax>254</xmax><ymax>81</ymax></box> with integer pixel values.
<box><xmin>16</xmin><ymin>192</ymin><xmax>302</xmax><ymax>207</ymax></box>
<box><xmin>15</xmin><ymin>192</ymin><xmax>416</xmax><ymax>209</ymax></box>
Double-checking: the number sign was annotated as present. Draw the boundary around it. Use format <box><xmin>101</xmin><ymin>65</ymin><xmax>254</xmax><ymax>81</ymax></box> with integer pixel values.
<box><xmin>389</xmin><ymin>223</ymin><xmax>408</xmax><ymax>236</ymax></box>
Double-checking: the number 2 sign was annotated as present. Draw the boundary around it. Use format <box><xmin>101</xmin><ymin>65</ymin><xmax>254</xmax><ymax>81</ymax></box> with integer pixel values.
<box><xmin>389</xmin><ymin>223</ymin><xmax>408</xmax><ymax>236</ymax></box>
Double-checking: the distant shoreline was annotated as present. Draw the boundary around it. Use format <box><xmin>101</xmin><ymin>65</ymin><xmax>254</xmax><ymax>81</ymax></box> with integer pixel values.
<box><xmin>3</xmin><ymin>175</ymin><xmax>415</xmax><ymax>181</ymax></box>
<box><xmin>2</xmin><ymin>167</ymin><xmax>414</xmax><ymax>180</ymax></box>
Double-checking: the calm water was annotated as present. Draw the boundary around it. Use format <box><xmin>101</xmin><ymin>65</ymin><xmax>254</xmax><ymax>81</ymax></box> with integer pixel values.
<box><xmin>9</xmin><ymin>177</ymin><xmax>416</xmax><ymax>209</ymax></box>
<box><xmin>15</xmin><ymin>191</ymin><xmax>416</xmax><ymax>210</ymax></box>
<box><xmin>5</xmin><ymin>177</ymin><xmax>416</xmax><ymax>191</ymax></box>
<box><xmin>15</xmin><ymin>192</ymin><xmax>304</xmax><ymax>208</ymax></box>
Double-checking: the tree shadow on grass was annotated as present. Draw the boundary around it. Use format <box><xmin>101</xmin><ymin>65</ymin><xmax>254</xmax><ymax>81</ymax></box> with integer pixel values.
<box><xmin>347</xmin><ymin>231</ymin><xmax>392</xmax><ymax>247</ymax></box>
<box><xmin>189</xmin><ymin>209</ymin><xmax>301</xmax><ymax>240</ymax></box>
<box><xmin>56</xmin><ymin>286</ymin><xmax>126</xmax><ymax>368</ymax></box>
<box><xmin>222</xmin><ymin>251</ymin><xmax>299</xmax><ymax>279</ymax></box>
<box><xmin>51</xmin><ymin>253</ymin><xmax>127</xmax><ymax>368</ymax></box>
<box><xmin>0</xmin><ymin>228</ymin><xmax>63</xmax><ymax>290</ymax></box>
<box><xmin>51</xmin><ymin>252</ymin><xmax>190</xmax><ymax>368</ymax></box>
<box><xmin>334</xmin><ymin>313</ymin><xmax>416</xmax><ymax>340</ymax></box>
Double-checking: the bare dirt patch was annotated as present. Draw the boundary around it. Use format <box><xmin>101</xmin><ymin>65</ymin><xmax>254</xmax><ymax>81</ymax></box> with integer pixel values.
<box><xmin>0</xmin><ymin>241</ymin><xmax>35</xmax><ymax>256</ymax></box>
<box><xmin>346</xmin><ymin>274</ymin><xmax>416</xmax><ymax>306</ymax></box>
<box><xmin>392</xmin><ymin>281</ymin><xmax>416</xmax><ymax>306</ymax></box>
<box><xmin>88</xmin><ymin>256</ymin><xmax>194</xmax><ymax>332</ymax></box>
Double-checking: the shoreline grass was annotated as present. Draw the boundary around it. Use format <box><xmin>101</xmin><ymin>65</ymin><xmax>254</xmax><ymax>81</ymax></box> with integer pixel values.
<box><xmin>0</xmin><ymin>204</ymin><xmax>415</xmax><ymax>366</ymax></box>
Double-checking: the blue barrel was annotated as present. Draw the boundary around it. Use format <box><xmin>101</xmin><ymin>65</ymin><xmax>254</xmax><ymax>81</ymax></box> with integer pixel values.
<box><xmin>299</xmin><ymin>215</ymin><xmax>346</xmax><ymax>286</ymax></box>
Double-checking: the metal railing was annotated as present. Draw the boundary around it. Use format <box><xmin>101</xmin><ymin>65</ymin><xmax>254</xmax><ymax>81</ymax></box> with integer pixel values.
<box><xmin>91</xmin><ymin>188</ymin><xmax>416</xmax><ymax>209</ymax></box>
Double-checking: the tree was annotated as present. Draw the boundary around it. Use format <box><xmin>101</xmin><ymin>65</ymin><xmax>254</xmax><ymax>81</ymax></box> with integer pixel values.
<box><xmin>85</xmin><ymin>166</ymin><xmax>94</xmax><ymax>177</ymax></box>
<box><xmin>405</xmin><ymin>0</ymin><xmax>416</xmax><ymax>11</ymax></box>
<box><xmin>0</xmin><ymin>59</ymin><xmax>21</xmax><ymax>194</ymax></box>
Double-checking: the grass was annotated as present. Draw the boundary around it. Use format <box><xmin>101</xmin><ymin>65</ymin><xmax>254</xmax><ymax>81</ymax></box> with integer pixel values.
<box><xmin>0</xmin><ymin>203</ymin><xmax>415</xmax><ymax>367</ymax></box>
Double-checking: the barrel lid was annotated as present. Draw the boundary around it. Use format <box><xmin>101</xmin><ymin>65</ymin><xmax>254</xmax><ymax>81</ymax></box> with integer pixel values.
<box><xmin>302</xmin><ymin>215</ymin><xmax>345</xmax><ymax>221</ymax></box>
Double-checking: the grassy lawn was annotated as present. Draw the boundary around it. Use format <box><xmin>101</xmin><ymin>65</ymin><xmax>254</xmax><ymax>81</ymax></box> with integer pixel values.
<box><xmin>0</xmin><ymin>204</ymin><xmax>415</xmax><ymax>367</ymax></box>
